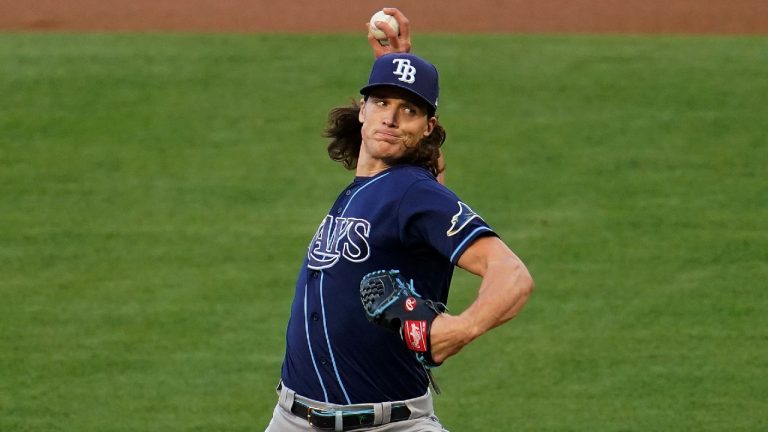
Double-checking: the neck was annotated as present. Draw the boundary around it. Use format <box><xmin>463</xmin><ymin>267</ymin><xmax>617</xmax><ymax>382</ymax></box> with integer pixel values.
<box><xmin>355</xmin><ymin>152</ymin><xmax>392</xmax><ymax>178</ymax></box>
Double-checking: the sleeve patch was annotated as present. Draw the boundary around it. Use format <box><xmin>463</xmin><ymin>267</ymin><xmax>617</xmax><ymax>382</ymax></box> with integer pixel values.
<box><xmin>446</xmin><ymin>201</ymin><xmax>483</xmax><ymax>237</ymax></box>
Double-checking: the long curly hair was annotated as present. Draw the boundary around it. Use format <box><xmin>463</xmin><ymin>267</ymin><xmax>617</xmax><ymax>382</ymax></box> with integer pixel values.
<box><xmin>324</xmin><ymin>100</ymin><xmax>446</xmax><ymax>177</ymax></box>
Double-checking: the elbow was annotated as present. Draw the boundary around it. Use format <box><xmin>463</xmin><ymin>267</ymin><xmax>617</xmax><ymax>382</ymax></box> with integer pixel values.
<box><xmin>519</xmin><ymin>270</ymin><xmax>535</xmax><ymax>300</ymax></box>
<box><xmin>497</xmin><ymin>255</ymin><xmax>535</xmax><ymax>301</ymax></box>
<box><xmin>497</xmin><ymin>264</ymin><xmax>534</xmax><ymax>326</ymax></box>
<box><xmin>510</xmin><ymin>258</ymin><xmax>535</xmax><ymax>307</ymax></box>
<box><xmin>509</xmin><ymin>256</ymin><xmax>534</xmax><ymax>296</ymax></box>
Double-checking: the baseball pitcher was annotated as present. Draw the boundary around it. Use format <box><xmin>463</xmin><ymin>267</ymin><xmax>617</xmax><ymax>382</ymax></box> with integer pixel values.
<box><xmin>265</xmin><ymin>9</ymin><xmax>534</xmax><ymax>432</ymax></box>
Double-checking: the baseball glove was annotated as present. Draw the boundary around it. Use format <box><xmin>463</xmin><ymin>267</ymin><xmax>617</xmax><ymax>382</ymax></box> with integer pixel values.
<box><xmin>360</xmin><ymin>269</ymin><xmax>447</xmax><ymax>368</ymax></box>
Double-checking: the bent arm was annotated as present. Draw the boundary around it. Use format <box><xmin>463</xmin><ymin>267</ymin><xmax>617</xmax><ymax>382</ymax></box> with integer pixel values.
<box><xmin>429</xmin><ymin>235</ymin><xmax>534</xmax><ymax>363</ymax></box>
<box><xmin>456</xmin><ymin>235</ymin><xmax>534</xmax><ymax>331</ymax></box>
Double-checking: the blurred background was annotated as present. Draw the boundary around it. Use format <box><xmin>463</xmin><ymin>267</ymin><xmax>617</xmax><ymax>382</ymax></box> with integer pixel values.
<box><xmin>1</xmin><ymin>1</ymin><xmax>766</xmax><ymax>431</ymax></box>
<box><xmin>2</xmin><ymin>0</ymin><xmax>768</xmax><ymax>34</ymax></box>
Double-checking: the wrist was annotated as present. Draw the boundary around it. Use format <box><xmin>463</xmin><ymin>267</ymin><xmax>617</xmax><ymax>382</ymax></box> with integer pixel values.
<box><xmin>454</xmin><ymin>313</ymin><xmax>482</xmax><ymax>345</ymax></box>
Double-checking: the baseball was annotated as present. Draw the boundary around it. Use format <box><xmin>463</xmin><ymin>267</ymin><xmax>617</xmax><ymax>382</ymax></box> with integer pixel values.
<box><xmin>369</xmin><ymin>10</ymin><xmax>399</xmax><ymax>45</ymax></box>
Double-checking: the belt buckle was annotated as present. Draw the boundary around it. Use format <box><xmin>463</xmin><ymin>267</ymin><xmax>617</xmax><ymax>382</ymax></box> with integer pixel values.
<box><xmin>306</xmin><ymin>406</ymin><xmax>336</xmax><ymax>430</ymax></box>
<box><xmin>306</xmin><ymin>407</ymin><xmax>318</xmax><ymax>427</ymax></box>
<box><xmin>304</xmin><ymin>404</ymin><xmax>379</xmax><ymax>431</ymax></box>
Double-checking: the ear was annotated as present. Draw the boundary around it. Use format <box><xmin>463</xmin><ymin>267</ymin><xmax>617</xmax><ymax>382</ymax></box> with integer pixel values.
<box><xmin>423</xmin><ymin>116</ymin><xmax>437</xmax><ymax>137</ymax></box>
<box><xmin>358</xmin><ymin>98</ymin><xmax>366</xmax><ymax>123</ymax></box>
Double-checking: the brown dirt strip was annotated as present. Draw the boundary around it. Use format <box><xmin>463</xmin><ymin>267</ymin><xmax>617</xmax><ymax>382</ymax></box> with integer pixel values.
<box><xmin>2</xmin><ymin>0</ymin><xmax>767</xmax><ymax>34</ymax></box>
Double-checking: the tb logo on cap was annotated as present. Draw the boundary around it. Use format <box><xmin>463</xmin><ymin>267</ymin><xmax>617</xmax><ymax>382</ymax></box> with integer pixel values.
<box><xmin>392</xmin><ymin>58</ymin><xmax>417</xmax><ymax>84</ymax></box>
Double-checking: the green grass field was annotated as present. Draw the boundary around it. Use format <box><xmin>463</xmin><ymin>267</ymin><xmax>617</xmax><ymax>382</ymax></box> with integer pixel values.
<box><xmin>1</xmin><ymin>33</ymin><xmax>766</xmax><ymax>431</ymax></box>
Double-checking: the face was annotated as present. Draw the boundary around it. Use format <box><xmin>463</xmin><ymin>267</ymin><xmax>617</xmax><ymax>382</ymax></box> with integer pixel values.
<box><xmin>358</xmin><ymin>87</ymin><xmax>436</xmax><ymax>169</ymax></box>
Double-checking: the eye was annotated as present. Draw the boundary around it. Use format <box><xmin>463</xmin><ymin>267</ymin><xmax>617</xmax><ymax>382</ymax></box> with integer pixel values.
<box><xmin>402</xmin><ymin>105</ymin><xmax>420</xmax><ymax>117</ymax></box>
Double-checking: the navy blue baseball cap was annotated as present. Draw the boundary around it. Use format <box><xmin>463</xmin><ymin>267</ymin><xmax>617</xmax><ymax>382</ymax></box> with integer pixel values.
<box><xmin>360</xmin><ymin>53</ymin><xmax>439</xmax><ymax>114</ymax></box>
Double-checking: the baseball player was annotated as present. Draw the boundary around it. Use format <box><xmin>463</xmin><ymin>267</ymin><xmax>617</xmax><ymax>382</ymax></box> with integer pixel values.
<box><xmin>366</xmin><ymin>8</ymin><xmax>446</xmax><ymax>186</ymax></box>
<box><xmin>265</xmin><ymin>12</ymin><xmax>534</xmax><ymax>432</ymax></box>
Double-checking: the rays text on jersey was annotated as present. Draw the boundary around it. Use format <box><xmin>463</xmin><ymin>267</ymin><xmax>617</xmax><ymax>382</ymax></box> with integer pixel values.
<box><xmin>308</xmin><ymin>215</ymin><xmax>371</xmax><ymax>269</ymax></box>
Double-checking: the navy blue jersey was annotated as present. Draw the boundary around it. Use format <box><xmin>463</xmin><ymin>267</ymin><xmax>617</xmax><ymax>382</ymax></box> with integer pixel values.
<box><xmin>280</xmin><ymin>165</ymin><xmax>497</xmax><ymax>404</ymax></box>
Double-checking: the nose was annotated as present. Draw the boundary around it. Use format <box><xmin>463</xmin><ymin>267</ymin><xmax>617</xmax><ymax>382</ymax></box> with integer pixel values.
<box><xmin>381</xmin><ymin>107</ymin><xmax>398</xmax><ymax>127</ymax></box>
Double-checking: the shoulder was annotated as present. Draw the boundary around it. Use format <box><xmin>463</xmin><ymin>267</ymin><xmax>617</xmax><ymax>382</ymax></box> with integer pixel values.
<box><xmin>363</xmin><ymin>166</ymin><xmax>461</xmax><ymax>209</ymax></box>
<box><xmin>365</xmin><ymin>165</ymin><xmax>444</xmax><ymax>195</ymax></box>
<box><xmin>386</xmin><ymin>165</ymin><xmax>437</xmax><ymax>183</ymax></box>
<box><xmin>384</xmin><ymin>165</ymin><xmax>447</xmax><ymax>193</ymax></box>
<box><xmin>394</xmin><ymin>167</ymin><xmax>465</xmax><ymax>214</ymax></box>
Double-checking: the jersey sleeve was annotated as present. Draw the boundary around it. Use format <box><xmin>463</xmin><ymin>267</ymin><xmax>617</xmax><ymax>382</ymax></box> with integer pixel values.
<box><xmin>398</xmin><ymin>179</ymin><xmax>497</xmax><ymax>264</ymax></box>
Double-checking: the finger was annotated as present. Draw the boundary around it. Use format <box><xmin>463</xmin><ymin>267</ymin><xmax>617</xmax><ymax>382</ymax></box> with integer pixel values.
<box><xmin>374</xmin><ymin>21</ymin><xmax>403</xmax><ymax>51</ymax></box>
<box><xmin>371</xmin><ymin>21</ymin><xmax>402</xmax><ymax>53</ymax></box>
<box><xmin>366</xmin><ymin>22</ymin><xmax>377</xmax><ymax>42</ymax></box>
<box><xmin>365</xmin><ymin>22</ymin><xmax>389</xmax><ymax>57</ymax></box>
<box><xmin>383</xmin><ymin>7</ymin><xmax>411</xmax><ymax>40</ymax></box>
<box><xmin>374</xmin><ymin>21</ymin><xmax>398</xmax><ymax>39</ymax></box>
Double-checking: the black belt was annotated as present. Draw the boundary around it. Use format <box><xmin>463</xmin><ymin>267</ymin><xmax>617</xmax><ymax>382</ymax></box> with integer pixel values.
<box><xmin>290</xmin><ymin>399</ymin><xmax>411</xmax><ymax>431</ymax></box>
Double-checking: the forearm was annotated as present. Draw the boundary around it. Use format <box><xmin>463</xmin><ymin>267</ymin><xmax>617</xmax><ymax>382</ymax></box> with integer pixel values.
<box><xmin>430</xmin><ymin>240</ymin><xmax>534</xmax><ymax>362</ymax></box>
<box><xmin>460</xmin><ymin>255</ymin><xmax>534</xmax><ymax>341</ymax></box>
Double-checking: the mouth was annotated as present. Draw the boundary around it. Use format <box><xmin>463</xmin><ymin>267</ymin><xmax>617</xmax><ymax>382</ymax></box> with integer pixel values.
<box><xmin>373</xmin><ymin>130</ymin><xmax>401</xmax><ymax>143</ymax></box>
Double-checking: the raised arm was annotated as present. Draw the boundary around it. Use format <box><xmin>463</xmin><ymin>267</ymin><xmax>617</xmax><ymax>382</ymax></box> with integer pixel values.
<box><xmin>367</xmin><ymin>7</ymin><xmax>412</xmax><ymax>57</ymax></box>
